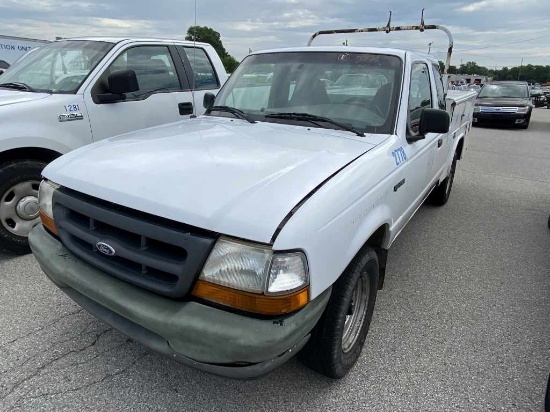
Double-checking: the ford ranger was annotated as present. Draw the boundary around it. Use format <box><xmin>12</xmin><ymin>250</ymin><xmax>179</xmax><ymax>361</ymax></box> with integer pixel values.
<box><xmin>29</xmin><ymin>24</ymin><xmax>476</xmax><ymax>379</ymax></box>
<box><xmin>0</xmin><ymin>37</ymin><xmax>227</xmax><ymax>252</ymax></box>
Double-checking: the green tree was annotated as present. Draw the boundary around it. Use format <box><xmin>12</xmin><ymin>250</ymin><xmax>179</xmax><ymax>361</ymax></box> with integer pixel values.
<box><xmin>221</xmin><ymin>55</ymin><xmax>239</xmax><ymax>73</ymax></box>
<box><xmin>185</xmin><ymin>26</ymin><xmax>241</xmax><ymax>73</ymax></box>
<box><xmin>185</xmin><ymin>26</ymin><xmax>227</xmax><ymax>58</ymax></box>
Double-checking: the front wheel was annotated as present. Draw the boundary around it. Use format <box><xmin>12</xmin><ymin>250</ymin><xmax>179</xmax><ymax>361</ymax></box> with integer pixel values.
<box><xmin>0</xmin><ymin>160</ymin><xmax>47</xmax><ymax>254</ymax></box>
<box><xmin>428</xmin><ymin>152</ymin><xmax>458</xmax><ymax>206</ymax></box>
<box><xmin>299</xmin><ymin>247</ymin><xmax>379</xmax><ymax>378</ymax></box>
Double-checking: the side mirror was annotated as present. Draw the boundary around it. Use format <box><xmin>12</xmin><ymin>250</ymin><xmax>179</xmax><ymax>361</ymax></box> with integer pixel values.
<box><xmin>419</xmin><ymin>108</ymin><xmax>450</xmax><ymax>135</ymax></box>
<box><xmin>97</xmin><ymin>69</ymin><xmax>139</xmax><ymax>103</ymax></box>
<box><xmin>203</xmin><ymin>92</ymin><xmax>215</xmax><ymax>109</ymax></box>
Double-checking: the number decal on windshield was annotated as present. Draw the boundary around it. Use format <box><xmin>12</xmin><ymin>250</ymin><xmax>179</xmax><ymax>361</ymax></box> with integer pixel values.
<box><xmin>392</xmin><ymin>147</ymin><xmax>407</xmax><ymax>166</ymax></box>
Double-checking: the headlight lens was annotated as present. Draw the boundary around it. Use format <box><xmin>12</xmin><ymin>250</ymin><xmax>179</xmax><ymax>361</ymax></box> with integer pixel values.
<box><xmin>38</xmin><ymin>180</ymin><xmax>60</xmax><ymax>234</ymax></box>
<box><xmin>199</xmin><ymin>238</ymin><xmax>272</xmax><ymax>293</ymax></box>
<box><xmin>195</xmin><ymin>237</ymin><xmax>310</xmax><ymax>314</ymax></box>
<box><xmin>473</xmin><ymin>106</ymin><xmax>480</xmax><ymax>112</ymax></box>
<box><xmin>517</xmin><ymin>106</ymin><xmax>529</xmax><ymax>113</ymax></box>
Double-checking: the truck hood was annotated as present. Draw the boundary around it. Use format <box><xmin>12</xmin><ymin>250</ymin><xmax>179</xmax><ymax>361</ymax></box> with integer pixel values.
<box><xmin>0</xmin><ymin>89</ymin><xmax>51</xmax><ymax>106</ymax></box>
<box><xmin>44</xmin><ymin>117</ymin><xmax>377</xmax><ymax>243</ymax></box>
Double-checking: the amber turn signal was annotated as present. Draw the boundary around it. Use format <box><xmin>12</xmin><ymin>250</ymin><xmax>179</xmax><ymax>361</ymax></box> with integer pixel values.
<box><xmin>192</xmin><ymin>280</ymin><xmax>309</xmax><ymax>316</ymax></box>
<box><xmin>39</xmin><ymin>210</ymin><xmax>58</xmax><ymax>236</ymax></box>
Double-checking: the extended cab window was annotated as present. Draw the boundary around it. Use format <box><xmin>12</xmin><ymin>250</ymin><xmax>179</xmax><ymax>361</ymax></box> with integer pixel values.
<box><xmin>432</xmin><ymin>64</ymin><xmax>446</xmax><ymax>110</ymax></box>
<box><xmin>182</xmin><ymin>47</ymin><xmax>219</xmax><ymax>90</ymax></box>
<box><xmin>108</xmin><ymin>46</ymin><xmax>181</xmax><ymax>99</ymax></box>
<box><xmin>409</xmin><ymin>63</ymin><xmax>432</xmax><ymax>134</ymax></box>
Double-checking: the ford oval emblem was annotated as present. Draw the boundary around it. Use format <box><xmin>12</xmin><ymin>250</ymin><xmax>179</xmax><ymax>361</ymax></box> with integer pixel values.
<box><xmin>96</xmin><ymin>241</ymin><xmax>116</xmax><ymax>256</ymax></box>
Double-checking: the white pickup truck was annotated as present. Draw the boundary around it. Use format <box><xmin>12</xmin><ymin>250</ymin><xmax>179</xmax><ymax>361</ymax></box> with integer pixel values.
<box><xmin>30</xmin><ymin>23</ymin><xmax>476</xmax><ymax>379</ymax></box>
<box><xmin>0</xmin><ymin>37</ymin><xmax>227</xmax><ymax>252</ymax></box>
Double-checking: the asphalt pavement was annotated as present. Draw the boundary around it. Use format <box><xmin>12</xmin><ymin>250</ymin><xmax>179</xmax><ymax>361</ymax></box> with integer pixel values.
<box><xmin>1</xmin><ymin>108</ymin><xmax>549</xmax><ymax>411</ymax></box>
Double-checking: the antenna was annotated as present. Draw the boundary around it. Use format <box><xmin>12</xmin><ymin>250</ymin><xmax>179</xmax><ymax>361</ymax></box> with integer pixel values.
<box><xmin>190</xmin><ymin>0</ymin><xmax>198</xmax><ymax>118</ymax></box>
<box><xmin>385</xmin><ymin>11</ymin><xmax>392</xmax><ymax>33</ymax></box>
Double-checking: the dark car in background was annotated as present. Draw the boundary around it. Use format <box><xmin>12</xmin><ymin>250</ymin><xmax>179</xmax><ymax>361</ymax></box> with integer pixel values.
<box><xmin>0</xmin><ymin>60</ymin><xmax>9</xmax><ymax>75</ymax></box>
<box><xmin>473</xmin><ymin>81</ymin><xmax>533</xmax><ymax>129</ymax></box>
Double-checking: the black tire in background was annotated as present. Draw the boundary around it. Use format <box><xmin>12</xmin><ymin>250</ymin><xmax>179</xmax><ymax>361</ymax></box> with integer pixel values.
<box><xmin>0</xmin><ymin>160</ymin><xmax>47</xmax><ymax>254</ymax></box>
<box><xmin>519</xmin><ymin>114</ymin><xmax>531</xmax><ymax>129</ymax></box>
<box><xmin>428</xmin><ymin>151</ymin><xmax>458</xmax><ymax>207</ymax></box>
<box><xmin>299</xmin><ymin>247</ymin><xmax>379</xmax><ymax>379</ymax></box>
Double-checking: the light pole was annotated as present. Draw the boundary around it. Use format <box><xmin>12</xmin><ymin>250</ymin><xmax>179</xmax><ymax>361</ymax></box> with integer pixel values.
<box><xmin>428</xmin><ymin>42</ymin><xmax>433</xmax><ymax>54</ymax></box>
<box><xmin>517</xmin><ymin>57</ymin><xmax>523</xmax><ymax>81</ymax></box>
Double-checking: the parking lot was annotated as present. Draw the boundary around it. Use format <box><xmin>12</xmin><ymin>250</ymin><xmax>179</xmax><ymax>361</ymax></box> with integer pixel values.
<box><xmin>1</xmin><ymin>108</ymin><xmax>549</xmax><ymax>411</ymax></box>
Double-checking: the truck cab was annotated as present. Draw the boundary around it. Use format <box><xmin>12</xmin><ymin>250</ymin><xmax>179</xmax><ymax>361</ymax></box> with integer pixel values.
<box><xmin>0</xmin><ymin>37</ymin><xmax>227</xmax><ymax>252</ymax></box>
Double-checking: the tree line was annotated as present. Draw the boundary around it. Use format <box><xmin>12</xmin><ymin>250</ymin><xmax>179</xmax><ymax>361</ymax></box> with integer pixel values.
<box><xmin>186</xmin><ymin>25</ymin><xmax>550</xmax><ymax>83</ymax></box>
<box><xmin>439</xmin><ymin>60</ymin><xmax>550</xmax><ymax>84</ymax></box>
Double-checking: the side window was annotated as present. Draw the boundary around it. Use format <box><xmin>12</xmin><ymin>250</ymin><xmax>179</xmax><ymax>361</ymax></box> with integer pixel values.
<box><xmin>409</xmin><ymin>63</ymin><xmax>432</xmax><ymax>134</ymax></box>
<box><xmin>432</xmin><ymin>64</ymin><xmax>446</xmax><ymax>110</ymax></box>
<box><xmin>182</xmin><ymin>47</ymin><xmax>219</xmax><ymax>90</ymax></box>
<box><xmin>108</xmin><ymin>46</ymin><xmax>181</xmax><ymax>99</ymax></box>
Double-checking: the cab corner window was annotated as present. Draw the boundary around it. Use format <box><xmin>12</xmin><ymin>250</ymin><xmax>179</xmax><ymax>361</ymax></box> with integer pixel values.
<box><xmin>104</xmin><ymin>46</ymin><xmax>181</xmax><ymax>100</ymax></box>
<box><xmin>183</xmin><ymin>47</ymin><xmax>219</xmax><ymax>90</ymax></box>
<box><xmin>409</xmin><ymin>63</ymin><xmax>433</xmax><ymax>135</ymax></box>
<box><xmin>432</xmin><ymin>64</ymin><xmax>446</xmax><ymax>110</ymax></box>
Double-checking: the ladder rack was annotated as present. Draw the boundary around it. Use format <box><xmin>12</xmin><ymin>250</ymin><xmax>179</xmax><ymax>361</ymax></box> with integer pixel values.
<box><xmin>307</xmin><ymin>10</ymin><xmax>454</xmax><ymax>74</ymax></box>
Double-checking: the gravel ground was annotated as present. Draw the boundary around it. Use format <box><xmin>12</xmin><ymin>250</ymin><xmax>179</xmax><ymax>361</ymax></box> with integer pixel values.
<box><xmin>1</xmin><ymin>108</ymin><xmax>549</xmax><ymax>411</ymax></box>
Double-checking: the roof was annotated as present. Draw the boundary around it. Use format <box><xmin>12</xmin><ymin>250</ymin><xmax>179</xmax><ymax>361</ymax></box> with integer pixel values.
<box><xmin>58</xmin><ymin>37</ymin><xmax>211</xmax><ymax>47</ymax></box>
<box><xmin>487</xmin><ymin>80</ymin><xmax>529</xmax><ymax>85</ymax></box>
<box><xmin>249</xmin><ymin>46</ymin><xmax>439</xmax><ymax>64</ymax></box>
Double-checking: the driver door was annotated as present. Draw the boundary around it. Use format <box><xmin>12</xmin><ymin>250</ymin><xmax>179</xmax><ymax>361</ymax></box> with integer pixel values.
<box><xmin>83</xmin><ymin>44</ymin><xmax>194</xmax><ymax>141</ymax></box>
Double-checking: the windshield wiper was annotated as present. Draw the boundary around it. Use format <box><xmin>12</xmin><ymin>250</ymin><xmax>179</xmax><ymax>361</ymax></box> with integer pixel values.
<box><xmin>265</xmin><ymin>112</ymin><xmax>365</xmax><ymax>137</ymax></box>
<box><xmin>0</xmin><ymin>82</ymin><xmax>36</xmax><ymax>92</ymax></box>
<box><xmin>206</xmin><ymin>105</ymin><xmax>256</xmax><ymax>124</ymax></box>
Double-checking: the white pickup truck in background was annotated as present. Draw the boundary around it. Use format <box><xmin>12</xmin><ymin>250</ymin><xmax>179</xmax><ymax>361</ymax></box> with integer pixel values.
<box><xmin>30</xmin><ymin>23</ymin><xmax>476</xmax><ymax>379</ymax></box>
<box><xmin>0</xmin><ymin>37</ymin><xmax>227</xmax><ymax>252</ymax></box>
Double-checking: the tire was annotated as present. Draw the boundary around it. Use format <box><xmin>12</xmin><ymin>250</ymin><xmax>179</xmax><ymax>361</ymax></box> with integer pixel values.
<box><xmin>299</xmin><ymin>247</ymin><xmax>379</xmax><ymax>379</ymax></box>
<box><xmin>428</xmin><ymin>151</ymin><xmax>458</xmax><ymax>206</ymax></box>
<box><xmin>518</xmin><ymin>115</ymin><xmax>531</xmax><ymax>129</ymax></box>
<box><xmin>0</xmin><ymin>160</ymin><xmax>47</xmax><ymax>254</ymax></box>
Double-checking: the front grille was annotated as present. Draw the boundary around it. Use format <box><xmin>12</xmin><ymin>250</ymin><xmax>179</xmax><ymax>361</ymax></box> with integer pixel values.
<box><xmin>53</xmin><ymin>189</ymin><xmax>217</xmax><ymax>298</ymax></box>
<box><xmin>479</xmin><ymin>106</ymin><xmax>518</xmax><ymax>113</ymax></box>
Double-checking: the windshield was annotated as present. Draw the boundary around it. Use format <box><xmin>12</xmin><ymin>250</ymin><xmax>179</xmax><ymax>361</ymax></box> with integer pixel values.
<box><xmin>213</xmin><ymin>52</ymin><xmax>403</xmax><ymax>134</ymax></box>
<box><xmin>0</xmin><ymin>40</ymin><xmax>114</xmax><ymax>93</ymax></box>
<box><xmin>478</xmin><ymin>84</ymin><xmax>529</xmax><ymax>98</ymax></box>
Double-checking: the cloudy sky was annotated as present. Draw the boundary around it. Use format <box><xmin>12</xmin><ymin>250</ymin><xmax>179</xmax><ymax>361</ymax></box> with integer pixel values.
<box><xmin>1</xmin><ymin>0</ymin><xmax>549</xmax><ymax>68</ymax></box>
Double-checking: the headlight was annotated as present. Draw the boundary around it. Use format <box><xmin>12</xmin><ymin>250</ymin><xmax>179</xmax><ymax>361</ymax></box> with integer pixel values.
<box><xmin>473</xmin><ymin>106</ymin><xmax>480</xmax><ymax>112</ymax></box>
<box><xmin>38</xmin><ymin>180</ymin><xmax>60</xmax><ymax>234</ymax></box>
<box><xmin>517</xmin><ymin>106</ymin><xmax>529</xmax><ymax>113</ymax></box>
<box><xmin>193</xmin><ymin>237</ymin><xmax>309</xmax><ymax>315</ymax></box>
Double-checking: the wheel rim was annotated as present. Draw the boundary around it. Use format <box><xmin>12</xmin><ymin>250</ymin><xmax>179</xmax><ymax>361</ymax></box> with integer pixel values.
<box><xmin>0</xmin><ymin>180</ymin><xmax>41</xmax><ymax>237</ymax></box>
<box><xmin>342</xmin><ymin>272</ymin><xmax>370</xmax><ymax>353</ymax></box>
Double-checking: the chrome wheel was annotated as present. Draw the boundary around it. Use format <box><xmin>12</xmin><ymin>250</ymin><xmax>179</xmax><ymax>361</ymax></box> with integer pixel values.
<box><xmin>342</xmin><ymin>272</ymin><xmax>370</xmax><ymax>353</ymax></box>
<box><xmin>0</xmin><ymin>180</ymin><xmax>40</xmax><ymax>237</ymax></box>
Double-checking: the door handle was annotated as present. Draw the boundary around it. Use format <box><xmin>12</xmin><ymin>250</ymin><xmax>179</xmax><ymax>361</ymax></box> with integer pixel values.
<box><xmin>437</xmin><ymin>138</ymin><xmax>443</xmax><ymax>148</ymax></box>
<box><xmin>178</xmin><ymin>102</ymin><xmax>194</xmax><ymax>116</ymax></box>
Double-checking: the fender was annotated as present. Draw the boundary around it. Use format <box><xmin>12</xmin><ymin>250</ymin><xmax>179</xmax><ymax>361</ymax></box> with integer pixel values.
<box><xmin>0</xmin><ymin>136</ymin><xmax>73</xmax><ymax>158</ymax></box>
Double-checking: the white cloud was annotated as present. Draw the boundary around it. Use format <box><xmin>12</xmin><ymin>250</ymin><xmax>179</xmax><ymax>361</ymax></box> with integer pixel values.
<box><xmin>457</xmin><ymin>0</ymin><xmax>539</xmax><ymax>12</ymax></box>
<box><xmin>0</xmin><ymin>0</ymin><xmax>548</xmax><ymax>67</ymax></box>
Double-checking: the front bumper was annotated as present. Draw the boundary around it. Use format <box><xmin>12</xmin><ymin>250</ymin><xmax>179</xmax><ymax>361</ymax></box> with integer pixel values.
<box><xmin>29</xmin><ymin>225</ymin><xmax>331</xmax><ymax>379</ymax></box>
<box><xmin>473</xmin><ymin>111</ymin><xmax>530</xmax><ymax>125</ymax></box>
